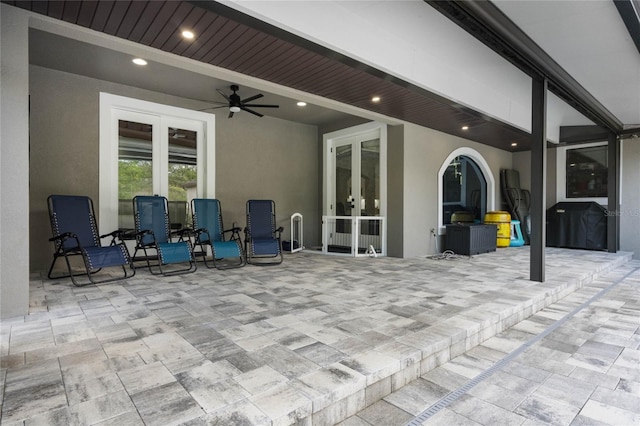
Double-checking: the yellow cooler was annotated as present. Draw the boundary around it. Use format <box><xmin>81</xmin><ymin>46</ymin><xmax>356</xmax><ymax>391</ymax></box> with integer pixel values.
<box><xmin>484</xmin><ymin>211</ymin><xmax>511</xmax><ymax>248</ymax></box>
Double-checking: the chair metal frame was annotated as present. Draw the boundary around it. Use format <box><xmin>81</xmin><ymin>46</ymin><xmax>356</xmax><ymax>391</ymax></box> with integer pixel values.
<box><xmin>191</xmin><ymin>198</ymin><xmax>246</xmax><ymax>269</ymax></box>
<box><xmin>47</xmin><ymin>194</ymin><xmax>135</xmax><ymax>286</ymax></box>
<box><xmin>132</xmin><ymin>195</ymin><xmax>197</xmax><ymax>275</ymax></box>
<box><xmin>244</xmin><ymin>199</ymin><xmax>284</xmax><ymax>266</ymax></box>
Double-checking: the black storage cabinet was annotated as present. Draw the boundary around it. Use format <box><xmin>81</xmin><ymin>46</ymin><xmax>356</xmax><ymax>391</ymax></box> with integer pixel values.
<box><xmin>445</xmin><ymin>224</ymin><xmax>497</xmax><ymax>255</ymax></box>
<box><xmin>546</xmin><ymin>202</ymin><xmax>607</xmax><ymax>250</ymax></box>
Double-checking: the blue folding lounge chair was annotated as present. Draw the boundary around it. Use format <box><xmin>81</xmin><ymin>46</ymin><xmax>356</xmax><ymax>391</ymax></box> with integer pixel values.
<box><xmin>133</xmin><ymin>195</ymin><xmax>196</xmax><ymax>275</ymax></box>
<box><xmin>192</xmin><ymin>199</ymin><xmax>246</xmax><ymax>269</ymax></box>
<box><xmin>48</xmin><ymin>194</ymin><xmax>135</xmax><ymax>286</ymax></box>
<box><xmin>244</xmin><ymin>199</ymin><xmax>284</xmax><ymax>265</ymax></box>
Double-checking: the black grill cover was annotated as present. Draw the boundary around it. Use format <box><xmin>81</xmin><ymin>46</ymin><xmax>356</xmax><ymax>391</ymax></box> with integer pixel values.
<box><xmin>546</xmin><ymin>202</ymin><xmax>607</xmax><ymax>250</ymax></box>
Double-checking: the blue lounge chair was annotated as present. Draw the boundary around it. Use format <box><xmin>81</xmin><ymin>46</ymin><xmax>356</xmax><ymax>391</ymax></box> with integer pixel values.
<box><xmin>244</xmin><ymin>199</ymin><xmax>284</xmax><ymax>265</ymax></box>
<box><xmin>48</xmin><ymin>194</ymin><xmax>135</xmax><ymax>286</ymax></box>
<box><xmin>191</xmin><ymin>198</ymin><xmax>245</xmax><ymax>269</ymax></box>
<box><xmin>133</xmin><ymin>195</ymin><xmax>196</xmax><ymax>275</ymax></box>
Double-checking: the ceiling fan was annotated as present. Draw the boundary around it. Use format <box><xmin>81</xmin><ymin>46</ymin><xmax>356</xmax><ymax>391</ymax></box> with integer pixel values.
<box><xmin>201</xmin><ymin>84</ymin><xmax>279</xmax><ymax>118</ymax></box>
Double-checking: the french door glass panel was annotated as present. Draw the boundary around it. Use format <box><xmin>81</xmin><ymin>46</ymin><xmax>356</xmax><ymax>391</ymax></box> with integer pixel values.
<box><xmin>360</xmin><ymin>138</ymin><xmax>380</xmax><ymax>216</ymax></box>
<box><xmin>116</xmin><ymin>110</ymin><xmax>203</xmax><ymax>230</ymax></box>
<box><xmin>331</xmin><ymin>133</ymin><xmax>381</xmax><ymax>243</ymax></box>
<box><xmin>334</xmin><ymin>142</ymin><xmax>354</xmax><ymax>236</ymax></box>
<box><xmin>332</xmin><ymin>133</ymin><xmax>381</xmax><ymax>218</ymax></box>
<box><xmin>117</xmin><ymin>113</ymin><xmax>159</xmax><ymax>229</ymax></box>
<box><xmin>335</xmin><ymin>143</ymin><xmax>354</xmax><ymax>216</ymax></box>
<box><xmin>167</xmin><ymin>125</ymin><xmax>198</xmax><ymax>230</ymax></box>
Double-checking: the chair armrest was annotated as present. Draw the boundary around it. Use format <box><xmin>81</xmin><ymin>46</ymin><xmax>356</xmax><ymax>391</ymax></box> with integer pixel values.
<box><xmin>114</xmin><ymin>228</ymin><xmax>137</xmax><ymax>240</ymax></box>
<box><xmin>223</xmin><ymin>226</ymin><xmax>242</xmax><ymax>235</ymax></box>
<box><xmin>135</xmin><ymin>229</ymin><xmax>155</xmax><ymax>246</ymax></box>
<box><xmin>100</xmin><ymin>229</ymin><xmax>130</xmax><ymax>246</ymax></box>
<box><xmin>49</xmin><ymin>231</ymin><xmax>76</xmax><ymax>242</ymax></box>
<box><xmin>223</xmin><ymin>227</ymin><xmax>242</xmax><ymax>241</ymax></box>
<box><xmin>275</xmin><ymin>226</ymin><xmax>284</xmax><ymax>237</ymax></box>
<box><xmin>100</xmin><ymin>229</ymin><xmax>119</xmax><ymax>239</ymax></box>
<box><xmin>191</xmin><ymin>228</ymin><xmax>211</xmax><ymax>244</ymax></box>
<box><xmin>172</xmin><ymin>227</ymin><xmax>193</xmax><ymax>237</ymax></box>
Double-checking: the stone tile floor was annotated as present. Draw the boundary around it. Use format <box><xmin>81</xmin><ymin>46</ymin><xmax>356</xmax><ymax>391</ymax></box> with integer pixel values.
<box><xmin>0</xmin><ymin>247</ymin><xmax>635</xmax><ymax>425</ymax></box>
<box><xmin>344</xmin><ymin>259</ymin><xmax>640</xmax><ymax>426</ymax></box>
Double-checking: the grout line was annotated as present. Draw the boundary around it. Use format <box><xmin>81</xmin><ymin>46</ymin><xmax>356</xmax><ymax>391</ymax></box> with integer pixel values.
<box><xmin>405</xmin><ymin>265</ymin><xmax>640</xmax><ymax>426</ymax></box>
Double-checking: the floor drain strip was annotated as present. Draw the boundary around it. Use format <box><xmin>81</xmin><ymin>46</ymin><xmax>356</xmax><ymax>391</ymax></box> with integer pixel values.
<box><xmin>405</xmin><ymin>265</ymin><xmax>640</xmax><ymax>426</ymax></box>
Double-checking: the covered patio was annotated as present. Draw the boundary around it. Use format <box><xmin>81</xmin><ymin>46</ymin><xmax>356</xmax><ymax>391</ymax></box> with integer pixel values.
<box><xmin>0</xmin><ymin>247</ymin><xmax>632</xmax><ymax>425</ymax></box>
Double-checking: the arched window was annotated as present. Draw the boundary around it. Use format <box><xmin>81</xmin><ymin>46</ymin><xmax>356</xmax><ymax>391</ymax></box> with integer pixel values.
<box><xmin>438</xmin><ymin>148</ymin><xmax>495</xmax><ymax>232</ymax></box>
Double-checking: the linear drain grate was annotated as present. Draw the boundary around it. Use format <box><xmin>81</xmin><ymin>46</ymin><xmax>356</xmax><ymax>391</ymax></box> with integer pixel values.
<box><xmin>406</xmin><ymin>266</ymin><xmax>640</xmax><ymax>426</ymax></box>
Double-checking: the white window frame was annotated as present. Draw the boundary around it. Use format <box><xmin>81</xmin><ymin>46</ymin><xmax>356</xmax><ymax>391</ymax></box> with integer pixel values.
<box><xmin>437</xmin><ymin>147</ymin><xmax>495</xmax><ymax>233</ymax></box>
<box><xmin>99</xmin><ymin>92</ymin><xmax>215</xmax><ymax>234</ymax></box>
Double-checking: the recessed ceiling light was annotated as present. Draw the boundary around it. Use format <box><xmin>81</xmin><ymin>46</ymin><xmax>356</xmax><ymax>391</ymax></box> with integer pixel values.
<box><xmin>371</xmin><ymin>96</ymin><xmax>381</xmax><ymax>103</ymax></box>
<box><xmin>132</xmin><ymin>58</ymin><xmax>147</xmax><ymax>66</ymax></box>
<box><xmin>297</xmin><ymin>101</ymin><xmax>307</xmax><ymax>107</ymax></box>
<box><xmin>511</xmin><ymin>142</ymin><xmax>518</xmax><ymax>147</ymax></box>
<box><xmin>461</xmin><ymin>125</ymin><xmax>469</xmax><ymax>130</ymax></box>
<box><xmin>182</xmin><ymin>30</ymin><xmax>195</xmax><ymax>39</ymax></box>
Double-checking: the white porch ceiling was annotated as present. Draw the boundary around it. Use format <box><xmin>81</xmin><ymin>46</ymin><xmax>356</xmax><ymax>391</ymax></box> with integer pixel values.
<box><xmin>495</xmin><ymin>0</ymin><xmax>640</xmax><ymax>128</ymax></box>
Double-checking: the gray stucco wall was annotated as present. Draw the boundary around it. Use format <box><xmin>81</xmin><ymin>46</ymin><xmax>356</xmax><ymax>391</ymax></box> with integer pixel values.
<box><xmin>386</xmin><ymin>125</ymin><xmax>405</xmax><ymax>258</ymax></box>
<box><xmin>402</xmin><ymin>124</ymin><xmax>513</xmax><ymax>258</ymax></box>
<box><xmin>29</xmin><ymin>66</ymin><xmax>320</xmax><ymax>273</ymax></box>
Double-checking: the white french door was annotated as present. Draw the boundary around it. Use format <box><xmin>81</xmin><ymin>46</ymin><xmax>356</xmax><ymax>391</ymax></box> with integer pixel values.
<box><xmin>323</xmin><ymin>122</ymin><xmax>387</xmax><ymax>254</ymax></box>
<box><xmin>99</xmin><ymin>93</ymin><xmax>215</xmax><ymax>235</ymax></box>
<box><xmin>324</xmin><ymin>123</ymin><xmax>386</xmax><ymax>216</ymax></box>
<box><xmin>331</xmin><ymin>132</ymin><xmax>381</xmax><ymax>218</ymax></box>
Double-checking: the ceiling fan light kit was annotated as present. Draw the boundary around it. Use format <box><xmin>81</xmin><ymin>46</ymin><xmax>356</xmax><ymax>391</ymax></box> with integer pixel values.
<box><xmin>202</xmin><ymin>84</ymin><xmax>280</xmax><ymax>118</ymax></box>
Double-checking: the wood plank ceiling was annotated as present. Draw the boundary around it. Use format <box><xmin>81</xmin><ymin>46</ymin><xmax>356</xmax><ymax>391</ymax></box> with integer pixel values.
<box><xmin>6</xmin><ymin>0</ymin><xmax>532</xmax><ymax>151</ymax></box>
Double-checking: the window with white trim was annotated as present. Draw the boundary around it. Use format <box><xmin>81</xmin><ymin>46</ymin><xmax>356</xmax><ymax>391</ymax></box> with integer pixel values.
<box><xmin>99</xmin><ymin>93</ymin><xmax>215</xmax><ymax>235</ymax></box>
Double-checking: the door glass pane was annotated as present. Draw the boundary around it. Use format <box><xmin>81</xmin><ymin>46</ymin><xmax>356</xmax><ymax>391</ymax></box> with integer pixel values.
<box><xmin>335</xmin><ymin>144</ymin><xmax>354</xmax><ymax>218</ymax></box>
<box><xmin>360</xmin><ymin>138</ymin><xmax>380</xmax><ymax>216</ymax></box>
<box><xmin>334</xmin><ymin>144</ymin><xmax>352</xmax><ymax>241</ymax></box>
<box><xmin>442</xmin><ymin>155</ymin><xmax>486</xmax><ymax>224</ymax></box>
<box><xmin>335</xmin><ymin>144</ymin><xmax>353</xmax><ymax>217</ymax></box>
<box><xmin>118</xmin><ymin>120</ymin><xmax>152</xmax><ymax>229</ymax></box>
<box><xmin>168</xmin><ymin>127</ymin><xmax>197</xmax><ymax>230</ymax></box>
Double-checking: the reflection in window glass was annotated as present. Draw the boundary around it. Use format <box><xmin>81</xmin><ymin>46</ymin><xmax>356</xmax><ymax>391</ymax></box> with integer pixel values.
<box><xmin>335</xmin><ymin>144</ymin><xmax>352</xmax><ymax>217</ymax></box>
<box><xmin>168</xmin><ymin>127</ymin><xmax>197</xmax><ymax>229</ymax></box>
<box><xmin>361</xmin><ymin>139</ymin><xmax>380</xmax><ymax>216</ymax></box>
<box><xmin>442</xmin><ymin>156</ymin><xmax>486</xmax><ymax>224</ymax></box>
<box><xmin>118</xmin><ymin>120</ymin><xmax>152</xmax><ymax>228</ymax></box>
<box><xmin>566</xmin><ymin>145</ymin><xmax>607</xmax><ymax>198</ymax></box>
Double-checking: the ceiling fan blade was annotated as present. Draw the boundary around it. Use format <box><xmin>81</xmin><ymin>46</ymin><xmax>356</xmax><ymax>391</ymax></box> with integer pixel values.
<box><xmin>193</xmin><ymin>97</ymin><xmax>227</xmax><ymax>105</ymax></box>
<box><xmin>216</xmin><ymin>88</ymin><xmax>231</xmax><ymax>102</ymax></box>
<box><xmin>228</xmin><ymin>110</ymin><xmax>235</xmax><ymax>119</ymax></box>
<box><xmin>241</xmin><ymin>107</ymin><xmax>264</xmax><ymax>117</ymax></box>
<box><xmin>241</xmin><ymin>93</ymin><xmax>263</xmax><ymax>104</ymax></box>
<box><xmin>243</xmin><ymin>104</ymin><xmax>280</xmax><ymax>108</ymax></box>
<box><xmin>198</xmin><ymin>105</ymin><xmax>228</xmax><ymax>111</ymax></box>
